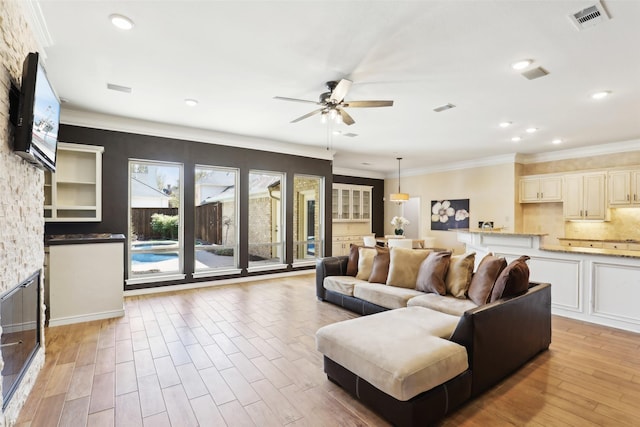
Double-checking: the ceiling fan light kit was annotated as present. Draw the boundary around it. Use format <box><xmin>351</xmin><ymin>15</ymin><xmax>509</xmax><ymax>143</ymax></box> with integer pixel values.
<box><xmin>275</xmin><ymin>79</ymin><xmax>393</xmax><ymax>126</ymax></box>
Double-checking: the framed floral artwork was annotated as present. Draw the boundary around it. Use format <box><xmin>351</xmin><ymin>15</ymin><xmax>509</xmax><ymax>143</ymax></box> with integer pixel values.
<box><xmin>431</xmin><ymin>199</ymin><xmax>469</xmax><ymax>230</ymax></box>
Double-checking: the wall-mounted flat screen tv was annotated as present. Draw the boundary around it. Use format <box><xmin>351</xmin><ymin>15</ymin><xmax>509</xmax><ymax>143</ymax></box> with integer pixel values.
<box><xmin>13</xmin><ymin>52</ymin><xmax>61</xmax><ymax>172</ymax></box>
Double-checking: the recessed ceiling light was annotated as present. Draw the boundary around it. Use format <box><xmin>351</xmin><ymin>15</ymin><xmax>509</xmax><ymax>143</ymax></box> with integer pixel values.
<box><xmin>110</xmin><ymin>14</ymin><xmax>134</xmax><ymax>30</ymax></box>
<box><xmin>184</xmin><ymin>99</ymin><xmax>198</xmax><ymax>107</ymax></box>
<box><xmin>552</xmin><ymin>139</ymin><xmax>563</xmax><ymax>145</ymax></box>
<box><xmin>511</xmin><ymin>136</ymin><xmax>522</xmax><ymax>142</ymax></box>
<box><xmin>526</xmin><ymin>127</ymin><xmax>538</xmax><ymax>133</ymax></box>
<box><xmin>511</xmin><ymin>59</ymin><xmax>533</xmax><ymax>70</ymax></box>
<box><xmin>591</xmin><ymin>91</ymin><xmax>611</xmax><ymax>100</ymax></box>
<box><xmin>499</xmin><ymin>121</ymin><xmax>512</xmax><ymax>128</ymax></box>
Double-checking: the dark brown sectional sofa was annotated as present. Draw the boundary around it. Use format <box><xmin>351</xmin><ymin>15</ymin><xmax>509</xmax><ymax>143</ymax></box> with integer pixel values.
<box><xmin>315</xmin><ymin>254</ymin><xmax>552</xmax><ymax>426</ymax></box>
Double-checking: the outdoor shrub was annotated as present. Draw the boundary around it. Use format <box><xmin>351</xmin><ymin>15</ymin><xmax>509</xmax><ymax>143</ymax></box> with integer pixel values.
<box><xmin>151</xmin><ymin>213</ymin><xmax>179</xmax><ymax>239</ymax></box>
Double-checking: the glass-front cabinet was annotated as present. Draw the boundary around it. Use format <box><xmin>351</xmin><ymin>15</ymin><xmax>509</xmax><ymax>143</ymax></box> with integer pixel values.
<box><xmin>332</xmin><ymin>184</ymin><xmax>372</xmax><ymax>222</ymax></box>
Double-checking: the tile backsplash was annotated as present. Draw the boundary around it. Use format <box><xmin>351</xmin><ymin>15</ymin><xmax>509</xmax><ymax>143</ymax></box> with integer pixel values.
<box><xmin>565</xmin><ymin>208</ymin><xmax>640</xmax><ymax>241</ymax></box>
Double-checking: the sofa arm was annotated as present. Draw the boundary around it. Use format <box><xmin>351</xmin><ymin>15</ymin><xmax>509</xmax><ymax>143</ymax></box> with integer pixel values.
<box><xmin>450</xmin><ymin>282</ymin><xmax>551</xmax><ymax>396</ymax></box>
<box><xmin>316</xmin><ymin>256</ymin><xmax>349</xmax><ymax>300</ymax></box>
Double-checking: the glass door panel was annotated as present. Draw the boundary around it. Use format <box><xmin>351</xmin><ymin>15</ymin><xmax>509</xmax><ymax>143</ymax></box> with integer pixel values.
<box><xmin>294</xmin><ymin>175</ymin><xmax>324</xmax><ymax>262</ymax></box>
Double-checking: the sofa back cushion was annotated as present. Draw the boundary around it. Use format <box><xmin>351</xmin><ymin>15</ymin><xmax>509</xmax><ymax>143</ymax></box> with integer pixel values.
<box><xmin>368</xmin><ymin>248</ymin><xmax>391</xmax><ymax>284</ymax></box>
<box><xmin>445</xmin><ymin>252</ymin><xmax>476</xmax><ymax>298</ymax></box>
<box><xmin>467</xmin><ymin>253</ymin><xmax>507</xmax><ymax>305</ymax></box>
<box><xmin>415</xmin><ymin>251</ymin><xmax>452</xmax><ymax>295</ymax></box>
<box><xmin>386</xmin><ymin>247</ymin><xmax>431</xmax><ymax>288</ymax></box>
<box><xmin>355</xmin><ymin>247</ymin><xmax>378</xmax><ymax>281</ymax></box>
<box><xmin>490</xmin><ymin>255</ymin><xmax>530</xmax><ymax>302</ymax></box>
<box><xmin>346</xmin><ymin>244</ymin><xmax>360</xmax><ymax>276</ymax></box>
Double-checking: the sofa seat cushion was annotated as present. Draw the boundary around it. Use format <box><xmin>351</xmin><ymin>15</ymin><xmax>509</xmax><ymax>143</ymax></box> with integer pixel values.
<box><xmin>323</xmin><ymin>276</ymin><xmax>368</xmax><ymax>297</ymax></box>
<box><xmin>354</xmin><ymin>282</ymin><xmax>424</xmax><ymax>309</ymax></box>
<box><xmin>316</xmin><ymin>307</ymin><xmax>468</xmax><ymax>401</ymax></box>
<box><xmin>407</xmin><ymin>293</ymin><xmax>478</xmax><ymax>316</ymax></box>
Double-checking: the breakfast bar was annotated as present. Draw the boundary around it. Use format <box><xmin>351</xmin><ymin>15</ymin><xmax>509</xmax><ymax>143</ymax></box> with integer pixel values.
<box><xmin>458</xmin><ymin>229</ymin><xmax>640</xmax><ymax>333</ymax></box>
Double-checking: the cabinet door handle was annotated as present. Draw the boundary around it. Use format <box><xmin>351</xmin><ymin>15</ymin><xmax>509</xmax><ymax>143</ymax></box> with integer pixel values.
<box><xmin>585</xmin><ymin>210</ymin><xmax>588</xmax><ymax>217</ymax></box>
<box><xmin>635</xmin><ymin>194</ymin><xmax>637</xmax><ymax>201</ymax></box>
<box><xmin>537</xmin><ymin>192</ymin><xmax>540</xmax><ymax>199</ymax></box>
<box><xmin>580</xmin><ymin>210</ymin><xmax>583</xmax><ymax>217</ymax></box>
<box><xmin>541</xmin><ymin>192</ymin><xmax>543</xmax><ymax>198</ymax></box>
<box><xmin>627</xmin><ymin>194</ymin><xmax>630</xmax><ymax>201</ymax></box>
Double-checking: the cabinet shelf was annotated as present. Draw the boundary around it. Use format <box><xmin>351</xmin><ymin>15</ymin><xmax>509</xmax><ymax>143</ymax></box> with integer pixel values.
<box><xmin>45</xmin><ymin>143</ymin><xmax>104</xmax><ymax>222</ymax></box>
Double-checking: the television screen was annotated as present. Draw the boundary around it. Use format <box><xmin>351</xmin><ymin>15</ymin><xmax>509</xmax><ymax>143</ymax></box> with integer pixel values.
<box><xmin>31</xmin><ymin>62</ymin><xmax>60</xmax><ymax>166</ymax></box>
<box><xmin>14</xmin><ymin>52</ymin><xmax>61</xmax><ymax>172</ymax></box>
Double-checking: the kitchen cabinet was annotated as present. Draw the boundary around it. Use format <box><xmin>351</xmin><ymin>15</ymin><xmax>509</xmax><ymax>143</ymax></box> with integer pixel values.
<box><xmin>44</xmin><ymin>143</ymin><xmax>104</xmax><ymax>222</ymax></box>
<box><xmin>332</xmin><ymin>184</ymin><xmax>372</xmax><ymax>222</ymax></box>
<box><xmin>608</xmin><ymin>170</ymin><xmax>640</xmax><ymax>207</ymax></box>
<box><xmin>563</xmin><ymin>172</ymin><xmax>607</xmax><ymax>220</ymax></box>
<box><xmin>519</xmin><ymin>175</ymin><xmax>563</xmax><ymax>203</ymax></box>
<box><xmin>331</xmin><ymin>235</ymin><xmax>364</xmax><ymax>256</ymax></box>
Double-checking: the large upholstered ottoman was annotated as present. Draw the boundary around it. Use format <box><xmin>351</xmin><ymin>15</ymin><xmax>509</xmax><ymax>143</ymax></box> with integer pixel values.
<box><xmin>316</xmin><ymin>306</ymin><xmax>472</xmax><ymax>426</ymax></box>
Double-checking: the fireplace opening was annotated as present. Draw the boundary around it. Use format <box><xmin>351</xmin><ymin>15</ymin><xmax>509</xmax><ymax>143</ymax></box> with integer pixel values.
<box><xmin>1</xmin><ymin>270</ymin><xmax>41</xmax><ymax>410</ymax></box>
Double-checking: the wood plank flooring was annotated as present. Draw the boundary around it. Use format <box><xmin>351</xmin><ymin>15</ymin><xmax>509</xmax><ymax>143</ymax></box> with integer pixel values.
<box><xmin>16</xmin><ymin>274</ymin><xmax>640</xmax><ymax>426</ymax></box>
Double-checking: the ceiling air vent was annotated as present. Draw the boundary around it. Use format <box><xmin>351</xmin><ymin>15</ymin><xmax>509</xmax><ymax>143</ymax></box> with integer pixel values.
<box><xmin>433</xmin><ymin>103</ymin><xmax>456</xmax><ymax>113</ymax></box>
<box><xmin>569</xmin><ymin>1</ymin><xmax>610</xmax><ymax>31</ymax></box>
<box><xmin>522</xmin><ymin>67</ymin><xmax>549</xmax><ymax>80</ymax></box>
<box><xmin>107</xmin><ymin>83</ymin><xmax>132</xmax><ymax>93</ymax></box>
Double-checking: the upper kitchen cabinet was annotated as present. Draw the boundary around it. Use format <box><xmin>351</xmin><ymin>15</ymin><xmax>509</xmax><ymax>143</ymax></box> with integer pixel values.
<box><xmin>519</xmin><ymin>175</ymin><xmax>563</xmax><ymax>203</ymax></box>
<box><xmin>44</xmin><ymin>143</ymin><xmax>104</xmax><ymax>222</ymax></box>
<box><xmin>563</xmin><ymin>172</ymin><xmax>607</xmax><ymax>220</ymax></box>
<box><xmin>608</xmin><ymin>170</ymin><xmax>640</xmax><ymax>207</ymax></box>
<box><xmin>332</xmin><ymin>184</ymin><xmax>372</xmax><ymax>222</ymax></box>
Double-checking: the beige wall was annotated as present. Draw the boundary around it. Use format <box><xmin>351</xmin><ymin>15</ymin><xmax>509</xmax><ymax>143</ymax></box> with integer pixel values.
<box><xmin>0</xmin><ymin>1</ymin><xmax>46</xmax><ymax>423</ymax></box>
<box><xmin>384</xmin><ymin>162</ymin><xmax>518</xmax><ymax>253</ymax></box>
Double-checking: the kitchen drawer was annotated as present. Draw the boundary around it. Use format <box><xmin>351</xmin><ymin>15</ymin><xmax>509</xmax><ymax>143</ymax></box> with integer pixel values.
<box><xmin>603</xmin><ymin>242</ymin><xmax>628</xmax><ymax>250</ymax></box>
<box><xmin>561</xmin><ymin>240</ymin><xmax>582</xmax><ymax>247</ymax></box>
<box><xmin>626</xmin><ymin>243</ymin><xmax>640</xmax><ymax>251</ymax></box>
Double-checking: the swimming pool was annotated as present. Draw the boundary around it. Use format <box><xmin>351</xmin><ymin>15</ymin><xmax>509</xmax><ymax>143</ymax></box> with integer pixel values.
<box><xmin>131</xmin><ymin>252</ymin><xmax>178</xmax><ymax>263</ymax></box>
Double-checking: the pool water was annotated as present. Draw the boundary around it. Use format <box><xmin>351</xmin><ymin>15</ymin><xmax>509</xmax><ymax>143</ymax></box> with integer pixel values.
<box><xmin>132</xmin><ymin>253</ymin><xmax>178</xmax><ymax>263</ymax></box>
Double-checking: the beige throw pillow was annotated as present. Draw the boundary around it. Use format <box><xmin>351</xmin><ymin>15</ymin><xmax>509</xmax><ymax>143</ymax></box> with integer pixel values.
<box><xmin>445</xmin><ymin>252</ymin><xmax>476</xmax><ymax>298</ymax></box>
<box><xmin>386</xmin><ymin>248</ymin><xmax>431</xmax><ymax>288</ymax></box>
<box><xmin>355</xmin><ymin>247</ymin><xmax>378</xmax><ymax>281</ymax></box>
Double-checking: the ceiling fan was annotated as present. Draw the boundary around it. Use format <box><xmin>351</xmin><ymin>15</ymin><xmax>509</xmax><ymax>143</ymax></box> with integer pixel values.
<box><xmin>274</xmin><ymin>79</ymin><xmax>393</xmax><ymax>126</ymax></box>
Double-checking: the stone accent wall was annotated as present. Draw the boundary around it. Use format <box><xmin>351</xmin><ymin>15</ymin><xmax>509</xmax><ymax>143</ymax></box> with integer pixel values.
<box><xmin>0</xmin><ymin>2</ymin><xmax>47</xmax><ymax>425</ymax></box>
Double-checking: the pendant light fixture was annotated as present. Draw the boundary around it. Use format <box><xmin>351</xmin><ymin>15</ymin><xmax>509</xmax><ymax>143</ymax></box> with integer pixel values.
<box><xmin>390</xmin><ymin>157</ymin><xmax>409</xmax><ymax>203</ymax></box>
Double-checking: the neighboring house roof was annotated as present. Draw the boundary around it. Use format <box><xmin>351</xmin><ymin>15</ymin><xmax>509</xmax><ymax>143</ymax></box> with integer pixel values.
<box><xmin>131</xmin><ymin>177</ymin><xmax>171</xmax><ymax>199</ymax></box>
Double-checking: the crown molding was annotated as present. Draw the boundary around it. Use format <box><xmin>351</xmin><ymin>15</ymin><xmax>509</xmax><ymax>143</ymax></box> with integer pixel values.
<box><xmin>385</xmin><ymin>153</ymin><xmax>520</xmax><ymax>178</ymax></box>
<box><xmin>60</xmin><ymin>108</ymin><xmax>334</xmax><ymax>161</ymax></box>
<box><xmin>332</xmin><ymin>167</ymin><xmax>386</xmax><ymax>180</ymax></box>
<box><xmin>517</xmin><ymin>138</ymin><xmax>640</xmax><ymax>164</ymax></box>
<box><xmin>19</xmin><ymin>0</ymin><xmax>53</xmax><ymax>59</ymax></box>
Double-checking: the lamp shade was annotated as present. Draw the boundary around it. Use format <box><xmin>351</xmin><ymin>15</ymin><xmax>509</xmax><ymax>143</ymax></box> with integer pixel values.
<box><xmin>389</xmin><ymin>192</ymin><xmax>410</xmax><ymax>202</ymax></box>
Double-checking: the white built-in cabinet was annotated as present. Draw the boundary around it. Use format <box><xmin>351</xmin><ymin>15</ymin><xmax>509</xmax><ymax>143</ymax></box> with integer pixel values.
<box><xmin>563</xmin><ymin>172</ymin><xmax>607</xmax><ymax>220</ymax></box>
<box><xmin>44</xmin><ymin>143</ymin><xmax>104</xmax><ymax>222</ymax></box>
<box><xmin>332</xmin><ymin>184</ymin><xmax>372</xmax><ymax>222</ymax></box>
<box><xmin>608</xmin><ymin>170</ymin><xmax>640</xmax><ymax>207</ymax></box>
<box><xmin>332</xmin><ymin>236</ymin><xmax>365</xmax><ymax>256</ymax></box>
<box><xmin>519</xmin><ymin>175</ymin><xmax>563</xmax><ymax>203</ymax></box>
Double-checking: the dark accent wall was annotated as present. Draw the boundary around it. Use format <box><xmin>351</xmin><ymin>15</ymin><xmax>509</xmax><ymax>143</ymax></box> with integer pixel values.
<box><xmin>332</xmin><ymin>174</ymin><xmax>385</xmax><ymax>237</ymax></box>
<box><xmin>46</xmin><ymin>125</ymin><xmax>333</xmax><ymax>289</ymax></box>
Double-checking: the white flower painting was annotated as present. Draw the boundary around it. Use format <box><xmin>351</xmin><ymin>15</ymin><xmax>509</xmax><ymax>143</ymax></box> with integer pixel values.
<box><xmin>431</xmin><ymin>199</ymin><xmax>470</xmax><ymax>230</ymax></box>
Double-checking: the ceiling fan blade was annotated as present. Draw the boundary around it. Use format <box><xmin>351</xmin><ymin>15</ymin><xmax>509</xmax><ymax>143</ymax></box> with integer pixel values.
<box><xmin>291</xmin><ymin>108</ymin><xmax>324</xmax><ymax>123</ymax></box>
<box><xmin>329</xmin><ymin>79</ymin><xmax>352</xmax><ymax>103</ymax></box>
<box><xmin>343</xmin><ymin>100</ymin><xmax>394</xmax><ymax>108</ymax></box>
<box><xmin>338</xmin><ymin>108</ymin><xmax>355</xmax><ymax>126</ymax></box>
<box><xmin>273</xmin><ymin>96</ymin><xmax>320</xmax><ymax>105</ymax></box>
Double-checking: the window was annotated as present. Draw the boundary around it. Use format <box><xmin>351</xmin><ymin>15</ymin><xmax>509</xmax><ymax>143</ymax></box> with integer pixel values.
<box><xmin>127</xmin><ymin>160</ymin><xmax>184</xmax><ymax>284</ymax></box>
<box><xmin>194</xmin><ymin>166</ymin><xmax>240</xmax><ymax>277</ymax></box>
<box><xmin>248</xmin><ymin>170</ymin><xmax>285</xmax><ymax>271</ymax></box>
<box><xmin>293</xmin><ymin>175</ymin><xmax>324</xmax><ymax>264</ymax></box>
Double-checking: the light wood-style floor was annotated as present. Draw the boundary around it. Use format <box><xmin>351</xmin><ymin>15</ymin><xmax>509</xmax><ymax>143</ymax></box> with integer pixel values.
<box><xmin>16</xmin><ymin>273</ymin><xmax>640</xmax><ymax>426</ymax></box>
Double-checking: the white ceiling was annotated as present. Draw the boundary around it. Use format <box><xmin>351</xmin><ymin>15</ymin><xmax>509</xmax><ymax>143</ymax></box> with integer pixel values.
<box><xmin>27</xmin><ymin>0</ymin><xmax>640</xmax><ymax>175</ymax></box>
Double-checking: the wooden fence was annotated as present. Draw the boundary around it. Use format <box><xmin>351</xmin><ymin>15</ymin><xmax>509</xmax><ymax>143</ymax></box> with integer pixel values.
<box><xmin>131</xmin><ymin>203</ymin><xmax>221</xmax><ymax>243</ymax></box>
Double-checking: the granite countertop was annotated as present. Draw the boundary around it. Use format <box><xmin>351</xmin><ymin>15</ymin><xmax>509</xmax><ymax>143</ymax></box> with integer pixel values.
<box><xmin>557</xmin><ymin>237</ymin><xmax>640</xmax><ymax>243</ymax></box>
<box><xmin>541</xmin><ymin>244</ymin><xmax>640</xmax><ymax>259</ymax></box>
<box><xmin>46</xmin><ymin>233</ymin><xmax>126</xmax><ymax>245</ymax></box>
<box><xmin>462</xmin><ymin>229</ymin><xmax>548</xmax><ymax>237</ymax></box>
